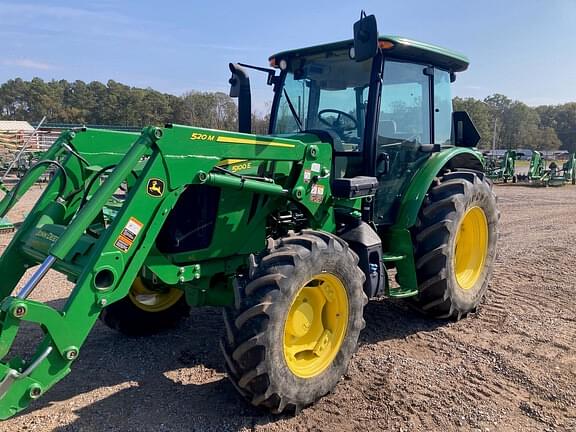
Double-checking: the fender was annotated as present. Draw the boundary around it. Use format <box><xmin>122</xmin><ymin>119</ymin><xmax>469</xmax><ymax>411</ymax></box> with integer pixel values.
<box><xmin>384</xmin><ymin>147</ymin><xmax>483</xmax><ymax>295</ymax></box>
<box><xmin>394</xmin><ymin>147</ymin><xmax>484</xmax><ymax>230</ymax></box>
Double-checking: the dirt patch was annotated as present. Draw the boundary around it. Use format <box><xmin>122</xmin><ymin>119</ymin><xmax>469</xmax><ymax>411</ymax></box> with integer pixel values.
<box><xmin>0</xmin><ymin>184</ymin><xmax>574</xmax><ymax>432</ymax></box>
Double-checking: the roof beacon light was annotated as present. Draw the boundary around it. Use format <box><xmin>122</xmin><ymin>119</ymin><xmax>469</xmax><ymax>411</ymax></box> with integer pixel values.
<box><xmin>378</xmin><ymin>40</ymin><xmax>395</xmax><ymax>50</ymax></box>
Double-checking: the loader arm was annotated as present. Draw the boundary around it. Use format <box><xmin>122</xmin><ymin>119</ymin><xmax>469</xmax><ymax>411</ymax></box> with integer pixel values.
<box><xmin>0</xmin><ymin>124</ymin><xmax>333</xmax><ymax>418</ymax></box>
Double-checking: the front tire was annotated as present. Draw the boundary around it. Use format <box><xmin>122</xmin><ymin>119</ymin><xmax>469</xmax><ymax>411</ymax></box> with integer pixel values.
<box><xmin>100</xmin><ymin>277</ymin><xmax>190</xmax><ymax>336</ymax></box>
<box><xmin>221</xmin><ymin>230</ymin><xmax>366</xmax><ymax>413</ymax></box>
<box><xmin>411</xmin><ymin>170</ymin><xmax>498</xmax><ymax>319</ymax></box>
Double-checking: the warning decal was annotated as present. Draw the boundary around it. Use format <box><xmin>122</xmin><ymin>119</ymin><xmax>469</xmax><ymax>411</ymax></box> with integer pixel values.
<box><xmin>114</xmin><ymin>217</ymin><xmax>143</xmax><ymax>253</ymax></box>
<box><xmin>311</xmin><ymin>184</ymin><xmax>325</xmax><ymax>203</ymax></box>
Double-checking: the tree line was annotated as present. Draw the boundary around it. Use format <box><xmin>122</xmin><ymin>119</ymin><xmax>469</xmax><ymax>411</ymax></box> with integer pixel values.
<box><xmin>0</xmin><ymin>78</ymin><xmax>574</xmax><ymax>151</ymax></box>
<box><xmin>0</xmin><ymin>77</ymin><xmax>271</xmax><ymax>133</ymax></box>
<box><xmin>454</xmin><ymin>94</ymin><xmax>576</xmax><ymax>152</ymax></box>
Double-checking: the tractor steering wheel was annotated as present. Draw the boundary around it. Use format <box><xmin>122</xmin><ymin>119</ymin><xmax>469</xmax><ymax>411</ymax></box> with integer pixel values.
<box><xmin>318</xmin><ymin>109</ymin><xmax>358</xmax><ymax>135</ymax></box>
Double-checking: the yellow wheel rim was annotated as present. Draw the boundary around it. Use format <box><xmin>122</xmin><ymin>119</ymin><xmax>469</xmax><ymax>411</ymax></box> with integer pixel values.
<box><xmin>454</xmin><ymin>206</ymin><xmax>489</xmax><ymax>290</ymax></box>
<box><xmin>283</xmin><ymin>273</ymin><xmax>349</xmax><ymax>378</ymax></box>
<box><xmin>128</xmin><ymin>277</ymin><xmax>183</xmax><ymax>312</ymax></box>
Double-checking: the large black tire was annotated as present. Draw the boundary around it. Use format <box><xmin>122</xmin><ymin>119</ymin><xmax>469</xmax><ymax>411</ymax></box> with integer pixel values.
<box><xmin>411</xmin><ymin>169</ymin><xmax>498</xmax><ymax>319</ymax></box>
<box><xmin>100</xmin><ymin>278</ymin><xmax>190</xmax><ymax>336</ymax></box>
<box><xmin>221</xmin><ymin>230</ymin><xmax>367</xmax><ymax>414</ymax></box>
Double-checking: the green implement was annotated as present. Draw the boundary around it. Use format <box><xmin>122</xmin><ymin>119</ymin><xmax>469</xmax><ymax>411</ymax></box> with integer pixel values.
<box><xmin>0</xmin><ymin>14</ymin><xmax>497</xmax><ymax>419</ymax></box>
<box><xmin>485</xmin><ymin>150</ymin><xmax>517</xmax><ymax>183</ymax></box>
<box><xmin>527</xmin><ymin>151</ymin><xmax>576</xmax><ymax>186</ymax></box>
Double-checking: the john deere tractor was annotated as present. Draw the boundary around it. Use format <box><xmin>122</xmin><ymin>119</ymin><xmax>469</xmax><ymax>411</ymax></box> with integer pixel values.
<box><xmin>0</xmin><ymin>14</ymin><xmax>497</xmax><ymax>418</ymax></box>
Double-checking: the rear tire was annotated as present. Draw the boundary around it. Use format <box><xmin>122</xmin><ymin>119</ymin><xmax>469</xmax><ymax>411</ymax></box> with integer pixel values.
<box><xmin>221</xmin><ymin>230</ymin><xmax>366</xmax><ymax>413</ymax></box>
<box><xmin>411</xmin><ymin>170</ymin><xmax>498</xmax><ymax>319</ymax></box>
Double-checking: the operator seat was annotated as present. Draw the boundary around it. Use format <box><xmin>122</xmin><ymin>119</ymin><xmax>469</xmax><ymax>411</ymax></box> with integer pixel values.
<box><xmin>377</xmin><ymin>120</ymin><xmax>397</xmax><ymax>144</ymax></box>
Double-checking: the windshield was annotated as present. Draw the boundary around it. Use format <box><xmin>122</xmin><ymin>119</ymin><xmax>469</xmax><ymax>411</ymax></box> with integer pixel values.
<box><xmin>272</xmin><ymin>51</ymin><xmax>372</xmax><ymax>153</ymax></box>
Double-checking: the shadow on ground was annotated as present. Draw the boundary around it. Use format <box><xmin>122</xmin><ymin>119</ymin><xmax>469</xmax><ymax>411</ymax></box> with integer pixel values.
<box><xmin>13</xmin><ymin>297</ymin><xmax>446</xmax><ymax>431</ymax></box>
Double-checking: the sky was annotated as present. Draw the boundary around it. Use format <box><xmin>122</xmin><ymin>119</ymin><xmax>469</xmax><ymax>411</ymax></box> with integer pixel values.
<box><xmin>1</xmin><ymin>0</ymin><xmax>575</xmax><ymax>114</ymax></box>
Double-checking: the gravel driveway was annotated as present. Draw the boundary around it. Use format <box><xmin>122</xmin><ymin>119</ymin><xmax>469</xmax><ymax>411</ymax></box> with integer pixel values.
<box><xmin>0</xmin><ymin>184</ymin><xmax>574</xmax><ymax>432</ymax></box>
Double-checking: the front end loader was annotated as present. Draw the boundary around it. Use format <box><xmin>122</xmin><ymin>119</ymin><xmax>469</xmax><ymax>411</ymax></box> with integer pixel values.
<box><xmin>0</xmin><ymin>14</ymin><xmax>497</xmax><ymax>418</ymax></box>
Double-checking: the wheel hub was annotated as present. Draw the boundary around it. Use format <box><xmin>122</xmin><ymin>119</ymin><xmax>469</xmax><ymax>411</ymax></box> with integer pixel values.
<box><xmin>128</xmin><ymin>277</ymin><xmax>183</xmax><ymax>312</ymax></box>
<box><xmin>290</xmin><ymin>301</ymin><xmax>314</xmax><ymax>337</ymax></box>
<box><xmin>283</xmin><ymin>273</ymin><xmax>349</xmax><ymax>378</ymax></box>
<box><xmin>454</xmin><ymin>206</ymin><xmax>489</xmax><ymax>290</ymax></box>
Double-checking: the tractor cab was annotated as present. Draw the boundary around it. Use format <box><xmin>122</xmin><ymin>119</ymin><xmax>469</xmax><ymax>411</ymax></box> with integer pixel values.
<box><xmin>232</xmin><ymin>16</ymin><xmax>480</xmax><ymax>225</ymax></box>
<box><xmin>267</xmin><ymin>35</ymin><xmax>477</xmax><ymax>223</ymax></box>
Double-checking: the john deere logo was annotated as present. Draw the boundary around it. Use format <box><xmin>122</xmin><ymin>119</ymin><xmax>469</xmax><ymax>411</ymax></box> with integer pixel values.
<box><xmin>147</xmin><ymin>178</ymin><xmax>164</xmax><ymax>197</ymax></box>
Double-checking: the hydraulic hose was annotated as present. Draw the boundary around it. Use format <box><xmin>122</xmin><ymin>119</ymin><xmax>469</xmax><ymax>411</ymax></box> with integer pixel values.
<box><xmin>1</xmin><ymin>160</ymin><xmax>68</xmax><ymax>215</ymax></box>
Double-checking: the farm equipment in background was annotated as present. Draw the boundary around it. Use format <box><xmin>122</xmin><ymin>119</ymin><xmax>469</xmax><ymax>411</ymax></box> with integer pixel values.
<box><xmin>527</xmin><ymin>151</ymin><xmax>576</xmax><ymax>186</ymax></box>
<box><xmin>527</xmin><ymin>150</ymin><xmax>548</xmax><ymax>184</ymax></box>
<box><xmin>0</xmin><ymin>14</ymin><xmax>498</xmax><ymax>419</ymax></box>
<box><xmin>485</xmin><ymin>150</ymin><xmax>517</xmax><ymax>183</ymax></box>
<box><xmin>559</xmin><ymin>153</ymin><xmax>576</xmax><ymax>185</ymax></box>
<box><xmin>0</xmin><ymin>117</ymin><xmax>48</xmax><ymax>233</ymax></box>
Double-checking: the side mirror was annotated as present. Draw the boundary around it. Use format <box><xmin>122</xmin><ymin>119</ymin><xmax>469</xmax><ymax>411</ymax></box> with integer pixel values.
<box><xmin>353</xmin><ymin>13</ymin><xmax>378</xmax><ymax>62</ymax></box>
<box><xmin>452</xmin><ymin>111</ymin><xmax>481</xmax><ymax>147</ymax></box>
<box><xmin>229</xmin><ymin>63</ymin><xmax>252</xmax><ymax>134</ymax></box>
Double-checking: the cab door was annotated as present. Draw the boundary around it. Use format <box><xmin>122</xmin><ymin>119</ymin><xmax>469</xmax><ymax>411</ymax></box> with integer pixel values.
<box><xmin>374</xmin><ymin>59</ymin><xmax>433</xmax><ymax>225</ymax></box>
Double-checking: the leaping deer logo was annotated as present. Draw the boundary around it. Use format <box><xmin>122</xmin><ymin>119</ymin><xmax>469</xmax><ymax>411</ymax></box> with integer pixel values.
<box><xmin>147</xmin><ymin>179</ymin><xmax>164</xmax><ymax>197</ymax></box>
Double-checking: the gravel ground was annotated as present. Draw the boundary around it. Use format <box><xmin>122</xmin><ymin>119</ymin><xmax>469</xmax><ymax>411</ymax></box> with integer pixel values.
<box><xmin>0</xmin><ymin>184</ymin><xmax>574</xmax><ymax>432</ymax></box>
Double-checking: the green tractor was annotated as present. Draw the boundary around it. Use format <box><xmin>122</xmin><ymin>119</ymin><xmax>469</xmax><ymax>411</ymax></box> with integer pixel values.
<box><xmin>0</xmin><ymin>14</ymin><xmax>497</xmax><ymax>418</ymax></box>
<box><xmin>485</xmin><ymin>150</ymin><xmax>517</xmax><ymax>183</ymax></box>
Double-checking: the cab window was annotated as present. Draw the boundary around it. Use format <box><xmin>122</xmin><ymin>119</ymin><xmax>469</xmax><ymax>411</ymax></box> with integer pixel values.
<box><xmin>378</xmin><ymin>60</ymin><xmax>431</xmax><ymax>145</ymax></box>
<box><xmin>273</xmin><ymin>51</ymin><xmax>372</xmax><ymax>154</ymax></box>
<box><xmin>434</xmin><ymin>68</ymin><xmax>453</xmax><ymax>144</ymax></box>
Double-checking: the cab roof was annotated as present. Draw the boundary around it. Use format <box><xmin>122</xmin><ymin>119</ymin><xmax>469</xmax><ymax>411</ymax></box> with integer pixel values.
<box><xmin>270</xmin><ymin>35</ymin><xmax>469</xmax><ymax>73</ymax></box>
